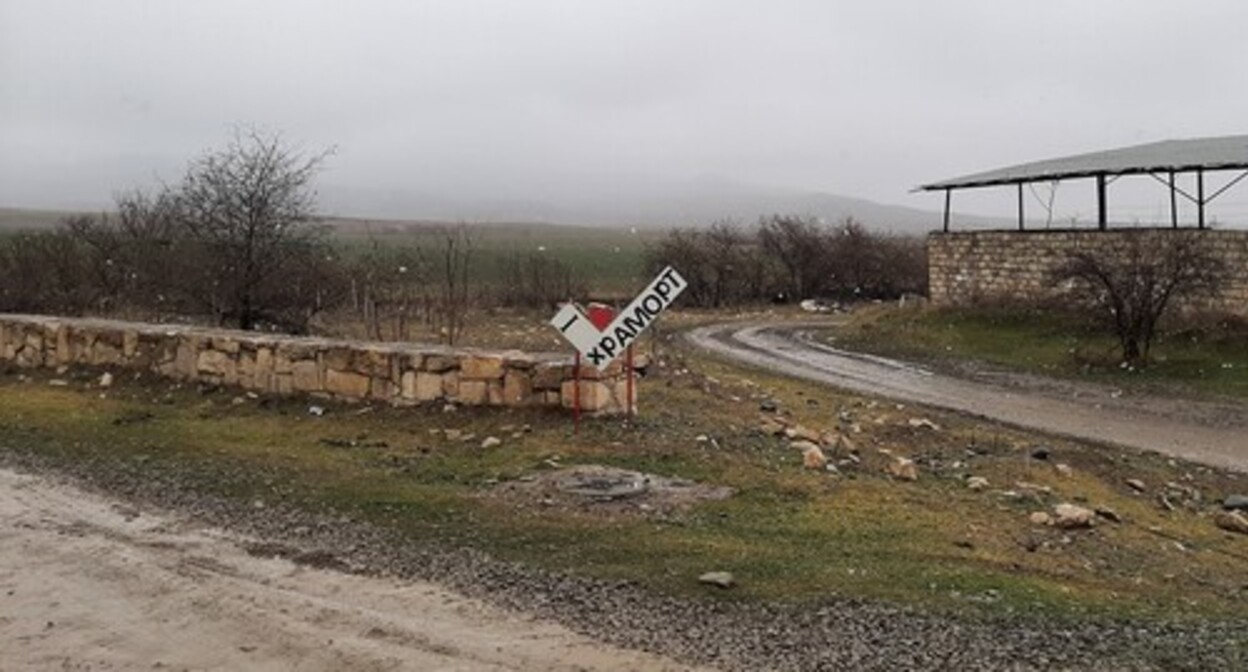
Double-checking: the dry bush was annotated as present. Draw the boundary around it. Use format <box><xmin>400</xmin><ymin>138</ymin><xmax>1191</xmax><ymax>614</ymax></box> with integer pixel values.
<box><xmin>496</xmin><ymin>251</ymin><xmax>585</xmax><ymax>309</ymax></box>
<box><xmin>1050</xmin><ymin>230</ymin><xmax>1226</xmax><ymax>365</ymax></box>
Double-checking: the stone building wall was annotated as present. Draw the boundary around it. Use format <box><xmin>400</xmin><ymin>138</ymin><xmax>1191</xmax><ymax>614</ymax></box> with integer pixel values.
<box><xmin>0</xmin><ymin>314</ymin><xmax>635</xmax><ymax>415</ymax></box>
<box><xmin>927</xmin><ymin>229</ymin><xmax>1248</xmax><ymax>315</ymax></box>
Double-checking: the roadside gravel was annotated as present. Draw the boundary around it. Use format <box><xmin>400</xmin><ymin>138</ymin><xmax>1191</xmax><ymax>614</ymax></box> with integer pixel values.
<box><xmin>3</xmin><ymin>445</ymin><xmax>1244</xmax><ymax>672</ymax></box>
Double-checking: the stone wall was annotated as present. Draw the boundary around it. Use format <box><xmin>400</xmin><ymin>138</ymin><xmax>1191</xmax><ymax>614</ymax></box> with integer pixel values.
<box><xmin>0</xmin><ymin>314</ymin><xmax>635</xmax><ymax>414</ymax></box>
<box><xmin>928</xmin><ymin>229</ymin><xmax>1248</xmax><ymax>315</ymax></box>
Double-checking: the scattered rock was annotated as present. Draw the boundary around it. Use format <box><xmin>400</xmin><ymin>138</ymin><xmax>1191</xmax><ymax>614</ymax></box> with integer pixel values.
<box><xmin>758</xmin><ymin>419</ymin><xmax>786</xmax><ymax>436</ymax></box>
<box><xmin>1215</xmin><ymin>511</ymin><xmax>1248</xmax><ymax>535</ymax></box>
<box><xmin>481</xmin><ymin>436</ymin><xmax>502</xmax><ymax>449</ymax></box>
<box><xmin>1029</xmin><ymin>511</ymin><xmax>1052</xmax><ymax>526</ymax></box>
<box><xmin>784</xmin><ymin>425</ymin><xmax>821</xmax><ymax>443</ymax></box>
<box><xmin>1126</xmin><ymin>478</ymin><xmax>1147</xmax><ymax>493</ymax></box>
<box><xmin>801</xmin><ymin>444</ymin><xmax>828</xmax><ymax>471</ymax></box>
<box><xmin>48</xmin><ymin>379</ymin><xmax>69</xmax><ymax>387</ymax></box>
<box><xmin>1029</xmin><ymin>446</ymin><xmax>1050</xmax><ymax>461</ymax></box>
<box><xmin>789</xmin><ymin>439</ymin><xmax>820</xmax><ymax>453</ymax></box>
<box><xmin>1095</xmin><ymin>507</ymin><xmax>1123</xmax><ymax>524</ymax></box>
<box><xmin>1053</xmin><ymin>503</ymin><xmax>1095</xmax><ymax>529</ymax></box>
<box><xmin>695</xmin><ymin>434</ymin><xmax>709</xmax><ymax>443</ymax></box>
<box><xmin>1222</xmin><ymin>494</ymin><xmax>1248</xmax><ymax>511</ymax></box>
<box><xmin>698</xmin><ymin>571</ymin><xmax>735</xmax><ymax>589</ymax></box>
<box><xmin>1054</xmin><ymin>463</ymin><xmax>1073</xmax><ymax>478</ymax></box>
<box><xmin>98</xmin><ymin>372</ymin><xmax>114</xmax><ymax>388</ymax></box>
<box><xmin>907</xmin><ymin>418</ymin><xmax>940</xmax><ymax>431</ymax></box>
<box><xmin>307</xmin><ymin>405</ymin><xmax>325</xmax><ymax>417</ymax></box>
<box><xmin>759</xmin><ymin>399</ymin><xmax>778</xmax><ymax>413</ymax></box>
<box><xmin>444</xmin><ymin>429</ymin><xmax>464</xmax><ymax>441</ymax></box>
<box><xmin>966</xmin><ymin>476</ymin><xmax>989</xmax><ymax>491</ymax></box>
<box><xmin>886</xmin><ymin>457</ymin><xmax>918</xmax><ymax>481</ymax></box>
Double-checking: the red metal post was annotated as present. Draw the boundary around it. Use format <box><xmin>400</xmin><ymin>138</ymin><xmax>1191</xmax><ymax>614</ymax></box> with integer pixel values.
<box><xmin>625</xmin><ymin>344</ymin><xmax>635</xmax><ymax>418</ymax></box>
<box><xmin>573</xmin><ymin>352</ymin><xmax>581</xmax><ymax>434</ymax></box>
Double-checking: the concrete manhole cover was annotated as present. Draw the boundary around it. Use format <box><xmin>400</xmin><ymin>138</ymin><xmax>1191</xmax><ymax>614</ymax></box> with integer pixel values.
<box><xmin>486</xmin><ymin>464</ymin><xmax>734</xmax><ymax>516</ymax></box>
<box><xmin>556</xmin><ymin>467</ymin><xmax>651</xmax><ymax>500</ymax></box>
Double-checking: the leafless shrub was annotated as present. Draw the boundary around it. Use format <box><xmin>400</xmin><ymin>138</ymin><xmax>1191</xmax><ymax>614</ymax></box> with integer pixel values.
<box><xmin>646</xmin><ymin>215</ymin><xmax>925</xmax><ymax>307</ymax></box>
<box><xmin>497</xmin><ymin>251</ymin><xmax>585</xmax><ymax>308</ymax></box>
<box><xmin>1050</xmin><ymin>231</ymin><xmax>1226</xmax><ymax>365</ymax></box>
<box><xmin>433</xmin><ymin>224</ymin><xmax>475</xmax><ymax>345</ymax></box>
<box><xmin>0</xmin><ymin>230</ymin><xmax>96</xmax><ymax>314</ymax></box>
<box><xmin>346</xmin><ymin>237</ymin><xmax>430</xmax><ymax>340</ymax></box>
<box><xmin>645</xmin><ymin>222</ymin><xmax>757</xmax><ymax>308</ymax></box>
<box><xmin>757</xmin><ymin>214</ymin><xmax>829</xmax><ymax>301</ymax></box>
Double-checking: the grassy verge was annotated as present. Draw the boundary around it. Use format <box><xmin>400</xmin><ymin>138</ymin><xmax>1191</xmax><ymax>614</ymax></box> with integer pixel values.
<box><xmin>829</xmin><ymin>304</ymin><xmax>1248</xmax><ymax>400</ymax></box>
<box><xmin>1</xmin><ymin>348</ymin><xmax>1246</xmax><ymax>624</ymax></box>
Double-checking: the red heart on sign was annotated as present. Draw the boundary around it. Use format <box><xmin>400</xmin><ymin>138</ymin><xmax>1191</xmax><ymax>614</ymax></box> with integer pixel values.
<box><xmin>585</xmin><ymin>303</ymin><xmax>616</xmax><ymax>331</ymax></box>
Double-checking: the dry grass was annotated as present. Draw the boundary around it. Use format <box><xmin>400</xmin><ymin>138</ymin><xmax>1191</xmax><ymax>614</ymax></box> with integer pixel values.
<box><xmin>1</xmin><ymin>330</ymin><xmax>1246</xmax><ymax>623</ymax></box>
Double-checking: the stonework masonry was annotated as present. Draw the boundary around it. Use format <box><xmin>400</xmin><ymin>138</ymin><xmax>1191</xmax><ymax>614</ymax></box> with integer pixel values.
<box><xmin>0</xmin><ymin>314</ymin><xmax>636</xmax><ymax>415</ymax></box>
<box><xmin>928</xmin><ymin>229</ymin><xmax>1248</xmax><ymax>315</ymax></box>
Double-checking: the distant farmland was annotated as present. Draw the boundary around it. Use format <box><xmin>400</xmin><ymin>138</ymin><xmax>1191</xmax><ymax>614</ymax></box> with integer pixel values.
<box><xmin>0</xmin><ymin>208</ymin><xmax>657</xmax><ymax>295</ymax></box>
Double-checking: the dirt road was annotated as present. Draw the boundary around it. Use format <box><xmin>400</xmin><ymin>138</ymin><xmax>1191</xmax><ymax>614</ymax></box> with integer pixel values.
<box><xmin>0</xmin><ymin>467</ymin><xmax>703</xmax><ymax>672</ymax></box>
<box><xmin>688</xmin><ymin>321</ymin><xmax>1248</xmax><ymax>471</ymax></box>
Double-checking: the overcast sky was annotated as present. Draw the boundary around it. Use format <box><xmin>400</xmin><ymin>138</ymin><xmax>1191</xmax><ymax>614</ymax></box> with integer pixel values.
<box><xmin>4</xmin><ymin>1</ymin><xmax>1248</xmax><ymax>223</ymax></box>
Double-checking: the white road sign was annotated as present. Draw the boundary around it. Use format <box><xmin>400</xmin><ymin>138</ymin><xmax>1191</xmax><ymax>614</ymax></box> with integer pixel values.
<box><xmin>550</xmin><ymin>266</ymin><xmax>687</xmax><ymax>370</ymax></box>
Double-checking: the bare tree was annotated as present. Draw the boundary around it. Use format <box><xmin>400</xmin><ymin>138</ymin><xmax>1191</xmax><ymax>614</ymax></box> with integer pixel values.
<box><xmin>757</xmin><ymin>214</ymin><xmax>828</xmax><ymax>301</ymax></box>
<box><xmin>174</xmin><ymin>129</ymin><xmax>334</xmax><ymax>330</ymax></box>
<box><xmin>434</xmin><ymin>224</ymin><xmax>475</xmax><ymax>345</ymax></box>
<box><xmin>1050</xmin><ymin>231</ymin><xmax>1226</xmax><ymax>365</ymax></box>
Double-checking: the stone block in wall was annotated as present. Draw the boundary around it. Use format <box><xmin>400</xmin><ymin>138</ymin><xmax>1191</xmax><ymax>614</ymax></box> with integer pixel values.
<box><xmin>324</xmin><ymin>369</ymin><xmax>371</xmax><ymax>398</ymax></box>
<box><xmin>291</xmin><ymin>360</ymin><xmax>321</xmax><ymax>392</ymax></box>
<box><xmin>272</xmin><ymin>352</ymin><xmax>293</xmax><ymax>375</ymax></box>
<box><xmin>441</xmin><ymin>371</ymin><xmax>459</xmax><ymax>398</ymax></box>
<box><xmin>210</xmin><ymin>337</ymin><xmax>240</xmax><ymax>354</ymax></box>
<box><xmin>503</xmin><ymin>370</ymin><xmax>533</xmax><ymax>405</ymax></box>
<box><xmin>92</xmin><ymin>340</ymin><xmax>122</xmax><ymax>367</ymax></box>
<box><xmin>400</xmin><ymin>370</ymin><xmax>418</xmax><ymax>400</ymax></box>
<box><xmin>354</xmin><ymin>347</ymin><xmax>392</xmax><ymax>377</ymax></box>
<box><xmin>369</xmin><ymin>376</ymin><xmax>395</xmax><ymax>402</ymax></box>
<box><xmin>55</xmin><ymin>325</ymin><xmax>71</xmax><ymax>366</ymax></box>
<box><xmin>424</xmin><ymin>355</ymin><xmax>457</xmax><ymax>373</ymax></box>
<box><xmin>235</xmin><ymin>350</ymin><xmax>256</xmax><ymax>388</ymax></box>
<box><xmin>532</xmin><ymin>362</ymin><xmax>567</xmax><ymax>390</ymax></box>
<box><xmin>502</xmin><ymin>351</ymin><xmax>537</xmax><ymax>370</ymax></box>
<box><xmin>459</xmin><ymin>380</ymin><xmax>489</xmax><ymax>406</ymax></box>
<box><xmin>323</xmin><ymin>346</ymin><xmax>352</xmax><ymax>371</ymax></box>
<box><xmin>460</xmin><ymin>355</ymin><xmax>505</xmax><ymax>380</ymax></box>
<box><xmin>197</xmin><ymin>350</ymin><xmax>234</xmax><ymax>377</ymax></box>
<box><xmin>560</xmin><ymin>380</ymin><xmax>615</xmax><ymax>413</ymax></box>
<box><xmin>123</xmin><ymin>330</ymin><xmax>139</xmax><ymax>359</ymax></box>
<box><xmin>273</xmin><ymin>373</ymin><xmax>294</xmax><ymax>395</ymax></box>
<box><xmin>413</xmin><ymin>371</ymin><xmax>446</xmax><ymax>401</ymax></box>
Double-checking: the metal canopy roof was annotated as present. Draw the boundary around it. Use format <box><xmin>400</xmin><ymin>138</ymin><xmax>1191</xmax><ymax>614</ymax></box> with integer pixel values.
<box><xmin>920</xmin><ymin>134</ymin><xmax>1248</xmax><ymax>232</ymax></box>
<box><xmin>919</xmin><ymin>135</ymin><xmax>1248</xmax><ymax>191</ymax></box>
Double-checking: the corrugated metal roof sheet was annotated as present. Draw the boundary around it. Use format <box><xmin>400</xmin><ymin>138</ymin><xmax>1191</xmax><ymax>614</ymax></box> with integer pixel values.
<box><xmin>919</xmin><ymin>135</ymin><xmax>1248</xmax><ymax>191</ymax></box>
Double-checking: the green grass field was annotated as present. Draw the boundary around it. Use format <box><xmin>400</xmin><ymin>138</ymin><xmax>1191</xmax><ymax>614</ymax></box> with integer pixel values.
<box><xmin>831</xmin><ymin>305</ymin><xmax>1248</xmax><ymax>399</ymax></box>
<box><xmin>327</xmin><ymin>218</ymin><xmax>656</xmax><ymax>296</ymax></box>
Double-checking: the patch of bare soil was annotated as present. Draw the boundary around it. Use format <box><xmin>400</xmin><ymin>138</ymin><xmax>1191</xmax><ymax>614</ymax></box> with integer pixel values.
<box><xmin>486</xmin><ymin>465</ymin><xmax>734</xmax><ymax>517</ymax></box>
<box><xmin>0</xmin><ymin>467</ymin><xmax>705</xmax><ymax>672</ymax></box>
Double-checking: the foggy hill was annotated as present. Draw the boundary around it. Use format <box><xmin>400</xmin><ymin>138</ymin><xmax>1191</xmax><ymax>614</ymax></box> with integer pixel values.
<box><xmin>318</xmin><ymin>177</ymin><xmax>1003</xmax><ymax>234</ymax></box>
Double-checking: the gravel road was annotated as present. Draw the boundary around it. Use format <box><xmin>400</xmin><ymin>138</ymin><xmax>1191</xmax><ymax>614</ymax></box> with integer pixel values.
<box><xmin>687</xmin><ymin>320</ymin><xmax>1248</xmax><ymax>472</ymax></box>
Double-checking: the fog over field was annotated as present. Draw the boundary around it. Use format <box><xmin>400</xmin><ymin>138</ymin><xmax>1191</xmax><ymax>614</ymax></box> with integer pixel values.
<box><xmin>3</xmin><ymin>1</ymin><xmax>1248</xmax><ymax>229</ymax></box>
